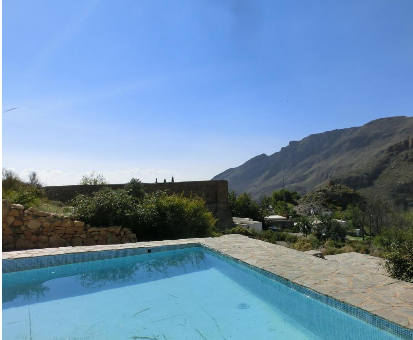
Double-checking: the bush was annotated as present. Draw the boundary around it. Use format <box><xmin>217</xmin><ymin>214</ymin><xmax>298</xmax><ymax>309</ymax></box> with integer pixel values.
<box><xmin>228</xmin><ymin>226</ymin><xmax>254</xmax><ymax>237</ymax></box>
<box><xmin>255</xmin><ymin>230</ymin><xmax>299</xmax><ymax>244</ymax></box>
<box><xmin>292</xmin><ymin>239</ymin><xmax>313</xmax><ymax>251</ymax></box>
<box><xmin>71</xmin><ymin>188</ymin><xmax>217</xmax><ymax>241</ymax></box>
<box><xmin>7</xmin><ymin>185</ymin><xmax>45</xmax><ymax>208</ymax></box>
<box><xmin>124</xmin><ymin>178</ymin><xmax>145</xmax><ymax>201</ymax></box>
<box><xmin>131</xmin><ymin>191</ymin><xmax>216</xmax><ymax>240</ymax></box>
<box><xmin>79</xmin><ymin>172</ymin><xmax>108</xmax><ymax>185</ymax></box>
<box><xmin>71</xmin><ymin>188</ymin><xmax>136</xmax><ymax>227</ymax></box>
<box><xmin>383</xmin><ymin>230</ymin><xmax>413</xmax><ymax>282</ymax></box>
<box><xmin>313</xmin><ymin>216</ymin><xmax>347</xmax><ymax>241</ymax></box>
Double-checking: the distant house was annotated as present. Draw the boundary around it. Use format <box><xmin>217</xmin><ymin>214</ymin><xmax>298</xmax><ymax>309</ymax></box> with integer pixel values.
<box><xmin>264</xmin><ymin>215</ymin><xmax>294</xmax><ymax>230</ymax></box>
<box><xmin>233</xmin><ymin>217</ymin><xmax>262</xmax><ymax>232</ymax></box>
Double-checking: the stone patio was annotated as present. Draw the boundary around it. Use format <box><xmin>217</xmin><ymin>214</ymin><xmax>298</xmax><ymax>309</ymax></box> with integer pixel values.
<box><xmin>3</xmin><ymin>234</ymin><xmax>413</xmax><ymax>331</ymax></box>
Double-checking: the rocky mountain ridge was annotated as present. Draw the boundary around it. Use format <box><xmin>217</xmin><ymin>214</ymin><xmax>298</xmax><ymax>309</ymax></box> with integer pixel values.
<box><xmin>213</xmin><ymin>116</ymin><xmax>413</xmax><ymax>207</ymax></box>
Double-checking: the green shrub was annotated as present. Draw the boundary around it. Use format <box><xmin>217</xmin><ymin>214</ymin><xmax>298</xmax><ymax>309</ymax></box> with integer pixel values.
<box><xmin>383</xmin><ymin>230</ymin><xmax>413</xmax><ymax>282</ymax></box>
<box><xmin>292</xmin><ymin>239</ymin><xmax>313</xmax><ymax>251</ymax></box>
<box><xmin>124</xmin><ymin>178</ymin><xmax>145</xmax><ymax>201</ymax></box>
<box><xmin>71</xmin><ymin>188</ymin><xmax>136</xmax><ymax>227</ymax></box>
<box><xmin>228</xmin><ymin>226</ymin><xmax>254</xmax><ymax>237</ymax></box>
<box><xmin>313</xmin><ymin>216</ymin><xmax>347</xmax><ymax>241</ymax></box>
<box><xmin>71</xmin><ymin>188</ymin><xmax>217</xmax><ymax>241</ymax></box>
<box><xmin>7</xmin><ymin>186</ymin><xmax>45</xmax><ymax>208</ymax></box>
<box><xmin>131</xmin><ymin>191</ymin><xmax>216</xmax><ymax>241</ymax></box>
<box><xmin>255</xmin><ymin>230</ymin><xmax>299</xmax><ymax>244</ymax></box>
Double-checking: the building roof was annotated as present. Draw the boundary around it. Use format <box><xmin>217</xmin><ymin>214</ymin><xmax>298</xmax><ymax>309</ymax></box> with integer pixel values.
<box><xmin>264</xmin><ymin>215</ymin><xmax>287</xmax><ymax>221</ymax></box>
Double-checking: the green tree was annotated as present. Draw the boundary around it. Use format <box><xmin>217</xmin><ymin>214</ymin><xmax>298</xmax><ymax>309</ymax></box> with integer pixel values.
<box><xmin>271</xmin><ymin>189</ymin><xmax>300</xmax><ymax>206</ymax></box>
<box><xmin>228</xmin><ymin>191</ymin><xmax>262</xmax><ymax>221</ymax></box>
<box><xmin>314</xmin><ymin>215</ymin><xmax>347</xmax><ymax>241</ymax></box>
<box><xmin>124</xmin><ymin>178</ymin><xmax>145</xmax><ymax>201</ymax></box>
<box><xmin>296</xmin><ymin>216</ymin><xmax>312</xmax><ymax>237</ymax></box>
<box><xmin>79</xmin><ymin>172</ymin><xmax>108</xmax><ymax>185</ymax></box>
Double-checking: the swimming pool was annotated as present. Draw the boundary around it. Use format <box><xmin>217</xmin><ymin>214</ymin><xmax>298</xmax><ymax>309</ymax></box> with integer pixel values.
<box><xmin>3</xmin><ymin>246</ymin><xmax>412</xmax><ymax>339</ymax></box>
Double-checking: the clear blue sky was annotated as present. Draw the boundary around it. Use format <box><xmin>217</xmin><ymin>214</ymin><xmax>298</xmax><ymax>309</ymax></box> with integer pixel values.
<box><xmin>3</xmin><ymin>0</ymin><xmax>413</xmax><ymax>185</ymax></box>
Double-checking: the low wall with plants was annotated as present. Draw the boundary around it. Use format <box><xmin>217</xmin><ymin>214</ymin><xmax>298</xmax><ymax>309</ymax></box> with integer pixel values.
<box><xmin>2</xmin><ymin>199</ymin><xmax>137</xmax><ymax>251</ymax></box>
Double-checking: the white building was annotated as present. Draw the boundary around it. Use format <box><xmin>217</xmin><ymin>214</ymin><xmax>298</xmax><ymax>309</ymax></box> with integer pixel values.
<box><xmin>233</xmin><ymin>217</ymin><xmax>263</xmax><ymax>232</ymax></box>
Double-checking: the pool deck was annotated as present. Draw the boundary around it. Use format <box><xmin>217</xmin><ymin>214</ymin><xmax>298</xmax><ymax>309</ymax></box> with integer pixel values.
<box><xmin>3</xmin><ymin>234</ymin><xmax>413</xmax><ymax>331</ymax></box>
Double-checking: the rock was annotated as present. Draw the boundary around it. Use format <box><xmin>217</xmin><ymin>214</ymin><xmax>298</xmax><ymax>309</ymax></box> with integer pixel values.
<box><xmin>107</xmin><ymin>235</ymin><xmax>121</xmax><ymax>244</ymax></box>
<box><xmin>83</xmin><ymin>238</ymin><xmax>96</xmax><ymax>246</ymax></box>
<box><xmin>31</xmin><ymin>235</ymin><xmax>38</xmax><ymax>243</ymax></box>
<box><xmin>8</xmin><ymin>209</ymin><xmax>21</xmax><ymax>217</ymax></box>
<box><xmin>16</xmin><ymin>238</ymin><xmax>34</xmax><ymax>249</ymax></box>
<box><xmin>74</xmin><ymin>221</ymin><xmax>84</xmax><ymax>227</ymax></box>
<box><xmin>49</xmin><ymin>235</ymin><xmax>66</xmax><ymax>247</ymax></box>
<box><xmin>3</xmin><ymin>225</ymin><xmax>13</xmax><ymax>235</ymax></box>
<box><xmin>6</xmin><ymin>216</ymin><xmax>15</xmax><ymax>226</ymax></box>
<box><xmin>38</xmin><ymin>235</ymin><xmax>48</xmax><ymax>243</ymax></box>
<box><xmin>11</xmin><ymin>204</ymin><xmax>24</xmax><ymax>210</ymax></box>
<box><xmin>42</xmin><ymin>221</ymin><xmax>51</xmax><ymax>228</ymax></box>
<box><xmin>108</xmin><ymin>226</ymin><xmax>121</xmax><ymax>233</ymax></box>
<box><xmin>27</xmin><ymin>220</ymin><xmax>42</xmax><ymax>230</ymax></box>
<box><xmin>24</xmin><ymin>231</ymin><xmax>32</xmax><ymax>239</ymax></box>
<box><xmin>35</xmin><ymin>242</ymin><xmax>50</xmax><ymax>249</ymax></box>
<box><xmin>3</xmin><ymin>243</ymin><xmax>15</xmax><ymax>250</ymax></box>
<box><xmin>51</xmin><ymin>220</ymin><xmax>62</xmax><ymax>228</ymax></box>
<box><xmin>62</xmin><ymin>219</ymin><xmax>73</xmax><ymax>228</ymax></box>
<box><xmin>96</xmin><ymin>237</ymin><xmax>106</xmax><ymax>245</ymax></box>
<box><xmin>70</xmin><ymin>237</ymin><xmax>83</xmax><ymax>246</ymax></box>
<box><xmin>2</xmin><ymin>200</ymin><xmax>11</xmax><ymax>218</ymax></box>
<box><xmin>12</xmin><ymin>219</ymin><xmax>23</xmax><ymax>226</ymax></box>
<box><xmin>121</xmin><ymin>237</ymin><xmax>130</xmax><ymax>244</ymax></box>
<box><xmin>2</xmin><ymin>235</ymin><xmax>13</xmax><ymax>245</ymax></box>
<box><xmin>123</xmin><ymin>228</ymin><xmax>132</xmax><ymax>235</ymax></box>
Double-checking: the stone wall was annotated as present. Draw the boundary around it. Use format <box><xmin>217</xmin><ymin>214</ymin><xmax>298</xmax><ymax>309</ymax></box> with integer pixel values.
<box><xmin>44</xmin><ymin>180</ymin><xmax>234</xmax><ymax>229</ymax></box>
<box><xmin>2</xmin><ymin>200</ymin><xmax>137</xmax><ymax>251</ymax></box>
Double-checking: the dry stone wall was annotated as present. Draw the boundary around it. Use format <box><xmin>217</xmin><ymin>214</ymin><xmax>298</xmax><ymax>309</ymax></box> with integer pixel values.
<box><xmin>2</xmin><ymin>199</ymin><xmax>137</xmax><ymax>251</ymax></box>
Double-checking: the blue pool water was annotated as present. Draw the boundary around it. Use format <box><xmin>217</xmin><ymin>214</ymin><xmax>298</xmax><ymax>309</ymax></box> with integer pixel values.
<box><xmin>2</xmin><ymin>247</ymin><xmax>409</xmax><ymax>340</ymax></box>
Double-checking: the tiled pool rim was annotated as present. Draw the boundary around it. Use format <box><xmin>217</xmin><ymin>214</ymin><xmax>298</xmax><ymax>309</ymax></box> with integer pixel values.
<box><xmin>3</xmin><ymin>239</ymin><xmax>413</xmax><ymax>340</ymax></box>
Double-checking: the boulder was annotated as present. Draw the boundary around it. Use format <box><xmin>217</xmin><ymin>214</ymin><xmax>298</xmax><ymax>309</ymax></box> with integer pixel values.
<box><xmin>71</xmin><ymin>237</ymin><xmax>83</xmax><ymax>246</ymax></box>
<box><xmin>49</xmin><ymin>235</ymin><xmax>66</xmax><ymax>247</ymax></box>
<box><xmin>74</xmin><ymin>221</ymin><xmax>85</xmax><ymax>227</ymax></box>
<box><xmin>12</xmin><ymin>219</ymin><xmax>23</xmax><ymax>226</ymax></box>
<box><xmin>3</xmin><ymin>225</ymin><xmax>13</xmax><ymax>235</ymax></box>
<box><xmin>11</xmin><ymin>204</ymin><xmax>24</xmax><ymax>210</ymax></box>
<box><xmin>2</xmin><ymin>235</ymin><xmax>13</xmax><ymax>245</ymax></box>
<box><xmin>96</xmin><ymin>237</ymin><xmax>106</xmax><ymax>245</ymax></box>
<box><xmin>107</xmin><ymin>235</ymin><xmax>121</xmax><ymax>244</ymax></box>
<box><xmin>3</xmin><ymin>243</ymin><xmax>15</xmax><ymax>250</ymax></box>
<box><xmin>27</xmin><ymin>220</ymin><xmax>42</xmax><ymax>230</ymax></box>
<box><xmin>16</xmin><ymin>238</ymin><xmax>34</xmax><ymax>250</ymax></box>
<box><xmin>38</xmin><ymin>235</ymin><xmax>48</xmax><ymax>243</ymax></box>
<box><xmin>83</xmin><ymin>238</ymin><xmax>96</xmax><ymax>246</ymax></box>
<box><xmin>6</xmin><ymin>216</ymin><xmax>15</xmax><ymax>226</ymax></box>
<box><xmin>8</xmin><ymin>209</ymin><xmax>21</xmax><ymax>217</ymax></box>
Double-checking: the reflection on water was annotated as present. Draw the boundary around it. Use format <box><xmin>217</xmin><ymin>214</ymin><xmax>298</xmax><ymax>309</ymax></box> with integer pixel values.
<box><xmin>3</xmin><ymin>248</ymin><xmax>208</xmax><ymax>306</ymax></box>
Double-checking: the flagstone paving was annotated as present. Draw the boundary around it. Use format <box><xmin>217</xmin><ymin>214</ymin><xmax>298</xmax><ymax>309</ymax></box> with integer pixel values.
<box><xmin>3</xmin><ymin>234</ymin><xmax>413</xmax><ymax>331</ymax></box>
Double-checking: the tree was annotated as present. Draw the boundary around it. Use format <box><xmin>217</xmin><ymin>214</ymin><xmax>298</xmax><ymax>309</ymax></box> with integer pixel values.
<box><xmin>314</xmin><ymin>215</ymin><xmax>347</xmax><ymax>241</ymax></box>
<box><xmin>124</xmin><ymin>178</ymin><xmax>145</xmax><ymax>201</ymax></box>
<box><xmin>296</xmin><ymin>216</ymin><xmax>312</xmax><ymax>237</ymax></box>
<box><xmin>28</xmin><ymin>171</ymin><xmax>42</xmax><ymax>188</ymax></box>
<box><xmin>79</xmin><ymin>172</ymin><xmax>108</xmax><ymax>185</ymax></box>
<box><xmin>228</xmin><ymin>191</ymin><xmax>263</xmax><ymax>222</ymax></box>
<box><xmin>271</xmin><ymin>189</ymin><xmax>300</xmax><ymax>206</ymax></box>
<box><xmin>346</xmin><ymin>204</ymin><xmax>367</xmax><ymax>240</ymax></box>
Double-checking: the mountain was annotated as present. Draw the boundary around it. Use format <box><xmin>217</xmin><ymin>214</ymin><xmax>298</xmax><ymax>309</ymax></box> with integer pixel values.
<box><xmin>213</xmin><ymin>116</ymin><xmax>413</xmax><ymax>207</ymax></box>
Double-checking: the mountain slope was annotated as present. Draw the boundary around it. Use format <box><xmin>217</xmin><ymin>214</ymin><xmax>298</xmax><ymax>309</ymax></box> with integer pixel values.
<box><xmin>213</xmin><ymin>116</ymin><xmax>413</xmax><ymax>206</ymax></box>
